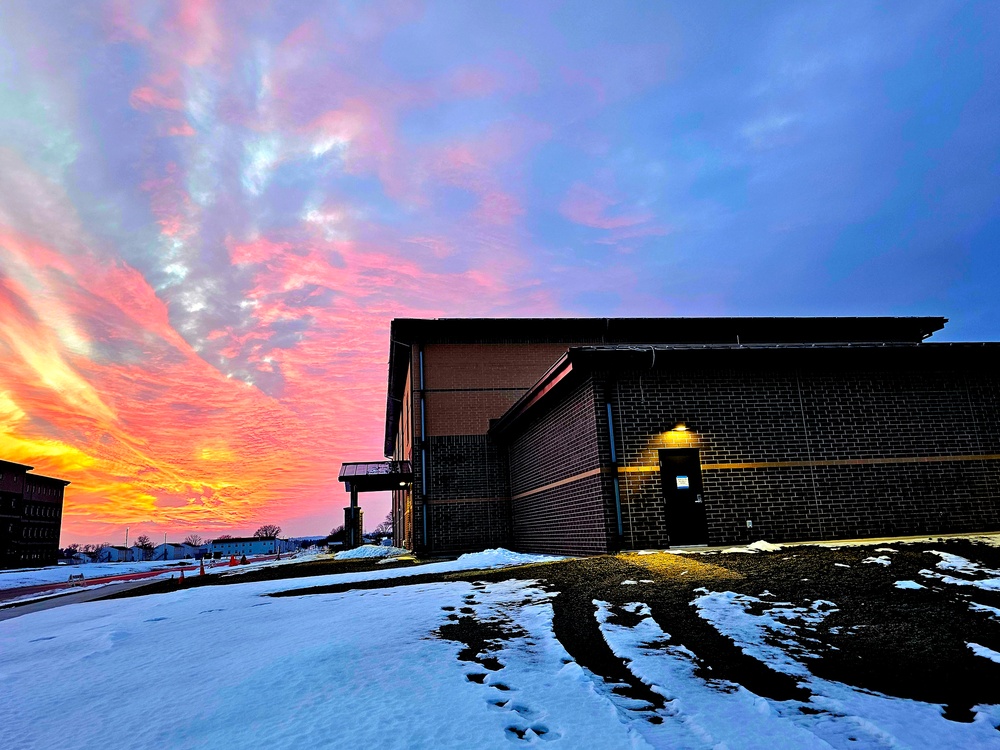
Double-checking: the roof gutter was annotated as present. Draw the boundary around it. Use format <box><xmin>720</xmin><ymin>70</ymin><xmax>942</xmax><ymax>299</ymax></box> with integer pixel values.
<box><xmin>489</xmin><ymin>352</ymin><xmax>576</xmax><ymax>440</ymax></box>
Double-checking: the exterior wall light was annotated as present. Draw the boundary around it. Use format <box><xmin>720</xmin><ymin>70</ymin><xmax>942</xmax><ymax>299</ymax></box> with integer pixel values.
<box><xmin>672</xmin><ymin>422</ymin><xmax>688</xmax><ymax>432</ymax></box>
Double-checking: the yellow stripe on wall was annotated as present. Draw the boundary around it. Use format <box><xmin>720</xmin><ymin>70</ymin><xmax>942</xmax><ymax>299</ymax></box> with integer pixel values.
<box><xmin>511</xmin><ymin>453</ymin><xmax>1000</xmax><ymax>500</ymax></box>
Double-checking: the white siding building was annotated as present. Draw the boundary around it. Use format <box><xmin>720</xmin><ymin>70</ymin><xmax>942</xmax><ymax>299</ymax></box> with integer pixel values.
<box><xmin>153</xmin><ymin>542</ymin><xmax>202</xmax><ymax>560</ymax></box>
<box><xmin>208</xmin><ymin>537</ymin><xmax>295</xmax><ymax>558</ymax></box>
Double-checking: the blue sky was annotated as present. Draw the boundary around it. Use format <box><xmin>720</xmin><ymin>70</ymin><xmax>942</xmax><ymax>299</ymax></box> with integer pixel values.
<box><xmin>0</xmin><ymin>0</ymin><xmax>997</xmax><ymax>540</ymax></box>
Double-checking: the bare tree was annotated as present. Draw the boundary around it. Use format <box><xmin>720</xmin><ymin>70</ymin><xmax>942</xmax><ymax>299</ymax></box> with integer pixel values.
<box><xmin>374</xmin><ymin>512</ymin><xmax>393</xmax><ymax>539</ymax></box>
<box><xmin>183</xmin><ymin>534</ymin><xmax>203</xmax><ymax>546</ymax></box>
<box><xmin>83</xmin><ymin>542</ymin><xmax>109</xmax><ymax>560</ymax></box>
<box><xmin>134</xmin><ymin>535</ymin><xmax>155</xmax><ymax>561</ymax></box>
<box><xmin>254</xmin><ymin>524</ymin><xmax>282</xmax><ymax>539</ymax></box>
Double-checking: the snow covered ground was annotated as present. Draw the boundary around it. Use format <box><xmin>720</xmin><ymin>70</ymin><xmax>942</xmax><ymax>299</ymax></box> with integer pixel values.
<box><xmin>2</xmin><ymin>546</ymin><xmax>1000</xmax><ymax>749</ymax></box>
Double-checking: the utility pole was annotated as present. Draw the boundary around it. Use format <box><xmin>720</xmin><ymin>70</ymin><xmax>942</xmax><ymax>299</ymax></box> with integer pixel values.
<box><xmin>124</xmin><ymin>527</ymin><xmax>129</xmax><ymax>562</ymax></box>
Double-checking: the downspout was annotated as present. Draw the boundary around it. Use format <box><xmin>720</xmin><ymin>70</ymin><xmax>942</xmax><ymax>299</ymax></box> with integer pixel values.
<box><xmin>419</xmin><ymin>346</ymin><xmax>429</xmax><ymax>551</ymax></box>
<box><xmin>606</xmin><ymin>389</ymin><xmax>624</xmax><ymax>548</ymax></box>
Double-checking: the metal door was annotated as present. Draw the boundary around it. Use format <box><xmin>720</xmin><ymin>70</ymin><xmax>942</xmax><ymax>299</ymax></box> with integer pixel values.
<box><xmin>659</xmin><ymin>448</ymin><xmax>708</xmax><ymax>545</ymax></box>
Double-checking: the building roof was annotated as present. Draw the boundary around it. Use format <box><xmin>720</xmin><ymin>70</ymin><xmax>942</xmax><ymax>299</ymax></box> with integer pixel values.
<box><xmin>339</xmin><ymin>461</ymin><xmax>414</xmax><ymax>492</ymax></box>
<box><xmin>385</xmin><ymin>316</ymin><xmax>948</xmax><ymax>453</ymax></box>
<box><xmin>211</xmin><ymin>537</ymin><xmax>258</xmax><ymax>544</ymax></box>
<box><xmin>0</xmin><ymin>459</ymin><xmax>33</xmax><ymax>472</ymax></box>
<box><xmin>489</xmin><ymin>340</ymin><xmax>999</xmax><ymax>439</ymax></box>
<box><xmin>209</xmin><ymin>536</ymin><xmax>283</xmax><ymax>544</ymax></box>
<box><xmin>23</xmin><ymin>473</ymin><xmax>71</xmax><ymax>486</ymax></box>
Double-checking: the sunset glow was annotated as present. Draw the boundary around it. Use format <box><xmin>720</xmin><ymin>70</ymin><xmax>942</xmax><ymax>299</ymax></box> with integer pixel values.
<box><xmin>1</xmin><ymin>2</ymin><xmax>998</xmax><ymax>543</ymax></box>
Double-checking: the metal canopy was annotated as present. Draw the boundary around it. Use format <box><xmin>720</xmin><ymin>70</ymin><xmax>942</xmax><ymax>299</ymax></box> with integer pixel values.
<box><xmin>338</xmin><ymin>461</ymin><xmax>413</xmax><ymax>493</ymax></box>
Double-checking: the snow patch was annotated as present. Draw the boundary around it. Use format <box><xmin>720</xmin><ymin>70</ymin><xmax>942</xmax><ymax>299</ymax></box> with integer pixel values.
<box><xmin>970</xmin><ymin>602</ymin><xmax>1000</xmax><ymax>619</ymax></box>
<box><xmin>335</xmin><ymin>544</ymin><xmax>408</xmax><ymax>560</ymax></box>
<box><xmin>454</xmin><ymin>548</ymin><xmax>566</xmax><ymax>568</ymax></box>
<box><xmin>862</xmin><ymin>556</ymin><xmax>891</xmax><ymax>566</ymax></box>
<box><xmin>894</xmin><ymin>580</ymin><xmax>925</xmax><ymax>590</ymax></box>
<box><xmin>721</xmin><ymin>540</ymin><xmax>784</xmax><ymax>553</ymax></box>
<box><xmin>968</xmin><ymin>642</ymin><xmax>1000</xmax><ymax>664</ymax></box>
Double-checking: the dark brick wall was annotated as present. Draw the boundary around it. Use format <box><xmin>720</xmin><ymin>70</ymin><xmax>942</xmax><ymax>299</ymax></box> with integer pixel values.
<box><xmin>603</xmin><ymin>362</ymin><xmax>1000</xmax><ymax>548</ymax></box>
<box><xmin>508</xmin><ymin>378</ymin><xmax>619</xmax><ymax>555</ymax></box>
<box><xmin>411</xmin><ymin>435</ymin><xmax>511</xmax><ymax>553</ymax></box>
<box><xmin>425</xmin><ymin>499</ymin><xmax>512</xmax><ymax>553</ymax></box>
<box><xmin>428</xmin><ymin>435</ymin><xmax>510</xmax><ymax>500</ymax></box>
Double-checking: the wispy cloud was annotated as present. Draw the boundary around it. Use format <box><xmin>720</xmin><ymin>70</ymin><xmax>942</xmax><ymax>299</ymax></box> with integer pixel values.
<box><xmin>0</xmin><ymin>0</ymin><xmax>997</xmax><ymax>541</ymax></box>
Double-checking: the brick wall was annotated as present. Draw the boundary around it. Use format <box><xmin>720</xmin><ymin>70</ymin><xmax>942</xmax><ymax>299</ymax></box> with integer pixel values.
<box><xmin>405</xmin><ymin>342</ymin><xmax>571</xmax><ymax>552</ymax></box>
<box><xmin>508</xmin><ymin>378</ymin><xmax>619</xmax><ymax>555</ymax></box>
<box><xmin>425</xmin><ymin>391</ymin><xmax>524</xmax><ymax>435</ymax></box>
<box><xmin>423</xmin><ymin>343</ymin><xmax>572</xmax><ymax>391</ymax></box>
<box><xmin>605</xmin><ymin>360</ymin><xmax>1000</xmax><ymax>547</ymax></box>
<box><xmin>426</xmin><ymin>499</ymin><xmax>512</xmax><ymax>552</ymax></box>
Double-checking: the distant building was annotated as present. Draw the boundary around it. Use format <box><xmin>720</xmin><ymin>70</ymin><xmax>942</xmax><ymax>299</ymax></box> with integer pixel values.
<box><xmin>97</xmin><ymin>546</ymin><xmax>131</xmax><ymax>563</ymax></box>
<box><xmin>208</xmin><ymin>536</ymin><xmax>295</xmax><ymax>558</ymax></box>
<box><xmin>153</xmin><ymin>542</ymin><xmax>203</xmax><ymax>560</ymax></box>
<box><xmin>0</xmin><ymin>460</ymin><xmax>69</xmax><ymax>568</ymax></box>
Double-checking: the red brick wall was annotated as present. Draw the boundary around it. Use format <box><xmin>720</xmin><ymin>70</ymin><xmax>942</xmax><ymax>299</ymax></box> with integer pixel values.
<box><xmin>423</xmin><ymin>343</ymin><xmax>571</xmax><ymax>392</ymax></box>
<box><xmin>425</xmin><ymin>391</ymin><xmax>523</xmax><ymax>435</ymax></box>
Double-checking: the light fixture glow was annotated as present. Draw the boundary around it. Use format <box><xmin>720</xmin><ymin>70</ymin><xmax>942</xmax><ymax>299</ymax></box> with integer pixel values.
<box><xmin>672</xmin><ymin>422</ymin><xmax>688</xmax><ymax>432</ymax></box>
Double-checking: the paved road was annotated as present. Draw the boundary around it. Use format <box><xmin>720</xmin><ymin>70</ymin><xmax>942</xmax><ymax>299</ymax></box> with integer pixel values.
<box><xmin>0</xmin><ymin>577</ymin><xmax>169</xmax><ymax>622</ymax></box>
<box><xmin>0</xmin><ymin>553</ymin><xmax>286</xmax><ymax>609</ymax></box>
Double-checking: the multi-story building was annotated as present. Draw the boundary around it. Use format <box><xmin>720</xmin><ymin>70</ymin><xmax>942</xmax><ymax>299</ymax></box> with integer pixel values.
<box><xmin>375</xmin><ymin>317</ymin><xmax>1000</xmax><ymax>555</ymax></box>
<box><xmin>0</xmin><ymin>460</ymin><xmax>69</xmax><ymax>568</ymax></box>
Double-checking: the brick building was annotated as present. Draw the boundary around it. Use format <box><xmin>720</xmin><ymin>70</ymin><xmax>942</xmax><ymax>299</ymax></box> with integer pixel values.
<box><xmin>376</xmin><ymin>317</ymin><xmax>1000</xmax><ymax>555</ymax></box>
<box><xmin>0</xmin><ymin>460</ymin><xmax>69</xmax><ymax>568</ymax></box>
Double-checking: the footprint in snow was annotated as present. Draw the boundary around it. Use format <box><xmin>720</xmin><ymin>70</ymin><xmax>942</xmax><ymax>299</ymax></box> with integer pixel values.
<box><xmin>29</xmin><ymin>636</ymin><xmax>56</xmax><ymax>642</ymax></box>
<box><xmin>504</xmin><ymin>724</ymin><xmax>559</xmax><ymax>742</ymax></box>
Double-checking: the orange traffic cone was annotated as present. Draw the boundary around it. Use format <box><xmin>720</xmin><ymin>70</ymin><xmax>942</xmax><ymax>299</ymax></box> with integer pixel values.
<box><xmin>179</xmin><ymin>568</ymin><xmax>185</xmax><ymax>585</ymax></box>
<box><xmin>199</xmin><ymin>558</ymin><xmax>206</xmax><ymax>576</ymax></box>
<box><xmin>229</xmin><ymin>555</ymin><xmax>237</xmax><ymax>567</ymax></box>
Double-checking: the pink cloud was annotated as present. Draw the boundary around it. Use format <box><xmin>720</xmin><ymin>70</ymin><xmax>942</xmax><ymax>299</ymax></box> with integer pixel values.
<box><xmin>560</xmin><ymin>182</ymin><xmax>655</xmax><ymax>230</ymax></box>
<box><xmin>104</xmin><ymin>0</ymin><xmax>151</xmax><ymax>43</ymax></box>
<box><xmin>165</xmin><ymin>122</ymin><xmax>196</xmax><ymax>137</ymax></box>
<box><xmin>129</xmin><ymin>86</ymin><xmax>184</xmax><ymax>111</ymax></box>
<box><xmin>447</xmin><ymin>66</ymin><xmax>505</xmax><ymax>98</ymax></box>
<box><xmin>172</xmin><ymin>0</ymin><xmax>223</xmax><ymax>68</ymax></box>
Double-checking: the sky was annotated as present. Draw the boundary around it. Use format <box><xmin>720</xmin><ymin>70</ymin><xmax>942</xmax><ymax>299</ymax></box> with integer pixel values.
<box><xmin>1</xmin><ymin>1</ymin><xmax>998</xmax><ymax>545</ymax></box>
